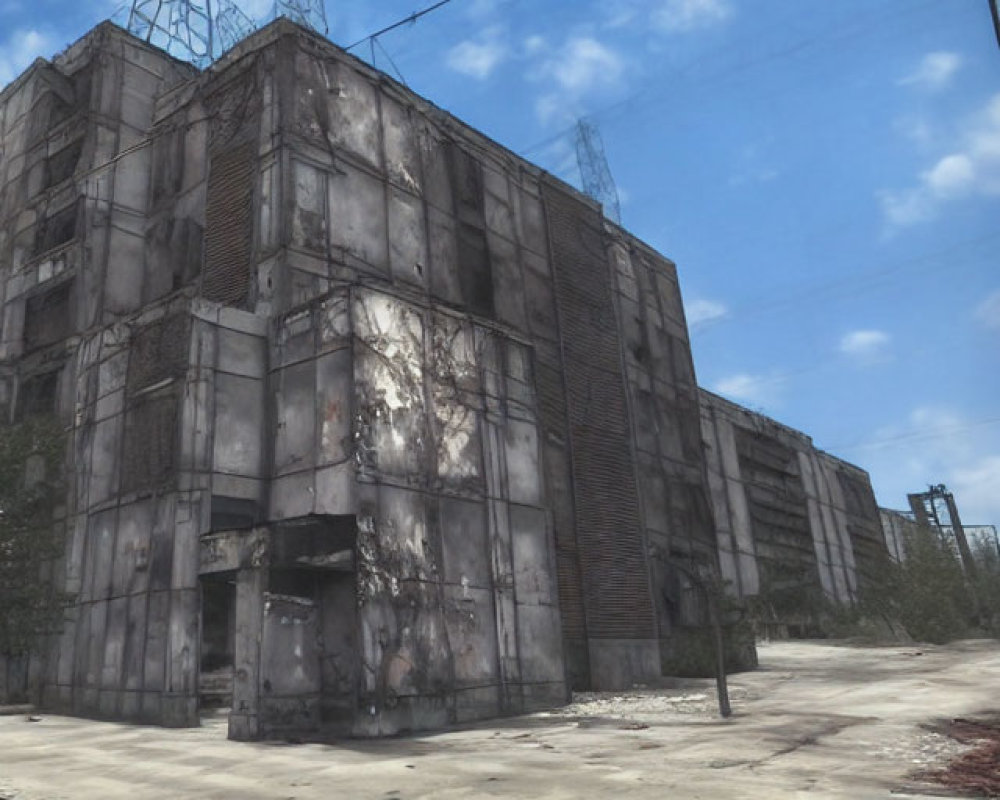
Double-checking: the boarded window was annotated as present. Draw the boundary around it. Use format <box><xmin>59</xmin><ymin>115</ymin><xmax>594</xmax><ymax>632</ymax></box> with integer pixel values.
<box><xmin>23</xmin><ymin>280</ymin><xmax>73</xmax><ymax>351</ymax></box>
<box><xmin>121</xmin><ymin>386</ymin><xmax>179</xmax><ymax>494</ymax></box>
<box><xmin>126</xmin><ymin>314</ymin><xmax>189</xmax><ymax>394</ymax></box>
<box><xmin>202</xmin><ymin>142</ymin><xmax>255</xmax><ymax>308</ymax></box>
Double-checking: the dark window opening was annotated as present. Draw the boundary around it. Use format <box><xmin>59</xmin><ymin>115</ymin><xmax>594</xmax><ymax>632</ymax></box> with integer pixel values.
<box><xmin>23</xmin><ymin>280</ymin><xmax>73</xmax><ymax>351</ymax></box>
<box><xmin>210</xmin><ymin>496</ymin><xmax>261</xmax><ymax>531</ymax></box>
<box><xmin>45</xmin><ymin>138</ymin><xmax>84</xmax><ymax>190</ymax></box>
<box><xmin>269</xmin><ymin>568</ymin><xmax>318</xmax><ymax>601</ymax></box>
<box><xmin>456</xmin><ymin>222</ymin><xmax>494</xmax><ymax>318</ymax></box>
<box><xmin>150</xmin><ymin>130</ymin><xmax>184</xmax><ymax>209</ymax></box>
<box><xmin>17</xmin><ymin>370</ymin><xmax>60</xmax><ymax>420</ymax></box>
<box><xmin>33</xmin><ymin>203</ymin><xmax>78</xmax><ymax>257</ymax></box>
<box><xmin>269</xmin><ymin>515</ymin><xmax>357</xmax><ymax>572</ymax></box>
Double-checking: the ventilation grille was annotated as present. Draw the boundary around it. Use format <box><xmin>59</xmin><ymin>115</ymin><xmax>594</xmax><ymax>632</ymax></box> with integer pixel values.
<box><xmin>543</xmin><ymin>184</ymin><xmax>655</xmax><ymax>641</ymax></box>
<box><xmin>126</xmin><ymin>314</ymin><xmax>189</xmax><ymax>394</ymax></box>
<box><xmin>202</xmin><ymin>141</ymin><xmax>255</xmax><ymax>308</ymax></box>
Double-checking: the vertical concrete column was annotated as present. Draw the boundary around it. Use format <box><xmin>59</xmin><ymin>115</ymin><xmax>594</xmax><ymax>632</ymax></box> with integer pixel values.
<box><xmin>714</xmin><ymin>414</ymin><xmax>760</xmax><ymax>596</ymax></box>
<box><xmin>229</xmin><ymin>565</ymin><xmax>267</xmax><ymax>740</ymax></box>
<box><xmin>482</xmin><ymin>419</ymin><xmax>522</xmax><ymax>712</ymax></box>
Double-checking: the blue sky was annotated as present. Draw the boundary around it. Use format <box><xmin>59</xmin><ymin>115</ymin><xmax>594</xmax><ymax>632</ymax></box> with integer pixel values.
<box><xmin>2</xmin><ymin>0</ymin><xmax>998</xmax><ymax>526</ymax></box>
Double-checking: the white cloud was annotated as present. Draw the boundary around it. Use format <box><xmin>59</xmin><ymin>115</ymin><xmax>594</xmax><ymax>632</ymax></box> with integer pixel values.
<box><xmin>653</xmin><ymin>0</ymin><xmax>732</xmax><ymax>33</ymax></box>
<box><xmin>839</xmin><ymin>329</ymin><xmax>890</xmax><ymax>360</ymax></box>
<box><xmin>446</xmin><ymin>36</ymin><xmax>507</xmax><ymax>80</ymax></box>
<box><xmin>523</xmin><ymin>35</ymin><xmax>546</xmax><ymax>56</ymax></box>
<box><xmin>975</xmin><ymin>289</ymin><xmax>1000</xmax><ymax>330</ymax></box>
<box><xmin>923</xmin><ymin>153</ymin><xmax>975</xmax><ymax>196</ymax></box>
<box><xmin>0</xmin><ymin>29</ymin><xmax>53</xmax><ymax>87</ymax></box>
<box><xmin>848</xmin><ymin>406</ymin><xmax>1000</xmax><ymax>527</ymax></box>
<box><xmin>899</xmin><ymin>51</ymin><xmax>962</xmax><ymax>92</ymax></box>
<box><xmin>894</xmin><ymin>115</ymin><xmax>934</xmax><ymax>148</ymax></box>
<box><xmin>532</xmin><ymin>36</ymin><xmax>624</xmax><ymax>124</ymax></box>
<box><xmin>950</xmin><ymin>455</ymin><xmax>1000</xmax><ymax>526</ymax></box>
<box><xmin>544</xmin><ymin>37</ymin><xmax>623</xmax><ymax>93</ymax></box>
<box><xmin>713</xmin><ymin>372</ymin><xmax>783</xmax><ymax>408</ymax></box>
<box><xmin>880</xmin><ymin>93</ymin><xmax>1000</xmax><ymax>229</ymax></box>
<box><xmin>685</xmin><ymin>298</ymin><xmax>728</xmax><ymax>327</ymax></box>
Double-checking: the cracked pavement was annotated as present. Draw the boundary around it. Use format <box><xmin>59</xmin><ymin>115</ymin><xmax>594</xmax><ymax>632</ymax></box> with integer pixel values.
<box><xmin>1</xmin><ymin>639</ymin><xmax>998</xmax><ymax>799</ymax></box>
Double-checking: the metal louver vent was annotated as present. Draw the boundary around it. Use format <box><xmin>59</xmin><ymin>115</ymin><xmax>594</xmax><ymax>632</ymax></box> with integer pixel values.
<box><xmin>202</xmin><ymin>141</ymin><xmax>255</xmax><ymax>308</ymax></box>
<box><xmin>542</xmin><ymin>184</ymin><xmax>655</xmax><ymax>641</ymax></box>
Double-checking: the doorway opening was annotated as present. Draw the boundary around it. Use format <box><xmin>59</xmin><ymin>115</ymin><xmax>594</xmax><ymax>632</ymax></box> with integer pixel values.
<box><xmin>200</xmin><ymin>573</ymin><xmax>236</xmax><ymax>710</ymax></box>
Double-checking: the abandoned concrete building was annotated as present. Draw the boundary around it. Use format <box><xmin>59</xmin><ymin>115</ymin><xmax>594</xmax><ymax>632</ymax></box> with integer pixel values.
<box><xmin>700</xmin><ymin>391</ymin><xmax>892</xmax><ymax>634</ymax></box>
<box><xmin>0</xmin><ymin>19</ymin><xmax>901</xmax><ymax>740</ymax></box>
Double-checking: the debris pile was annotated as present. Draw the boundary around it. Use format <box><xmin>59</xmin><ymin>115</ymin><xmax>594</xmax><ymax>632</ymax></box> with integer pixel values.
<box><xmin>921</xmin><ymin>716</ymin><xmax>1000</xmax><ymax>797</ymax></box>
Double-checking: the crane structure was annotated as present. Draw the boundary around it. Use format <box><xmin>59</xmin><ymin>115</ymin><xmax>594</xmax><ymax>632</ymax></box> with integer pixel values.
<box><xmin>575</xmin><ymin>119</ymin><xmax>622</xmax><ymax>226</ymax></box>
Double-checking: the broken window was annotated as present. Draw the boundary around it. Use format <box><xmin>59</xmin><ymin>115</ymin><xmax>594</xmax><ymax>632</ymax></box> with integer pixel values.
<box><xmin>45</xmin><ymin>138</ymin><xmax>84</xmax><ymax>190</ymax></box>
<box><xmin>291</xmin><ymin>160</ymin><xmax>326</xmax><ymax>252</ymax></box>
<box><xmin>23</xmin><ymin>279</ymin><xmax>73</xmax><ymax>351</ymax></box>
<box><xmin>121</xmin><ymin>386</ymin><xmax>179</xmax><ymax>494</ymax></box>
<box><xmin>33</xmin><ymin>203</ymin><xmax>78</xmax><ymax>257</ymax></box>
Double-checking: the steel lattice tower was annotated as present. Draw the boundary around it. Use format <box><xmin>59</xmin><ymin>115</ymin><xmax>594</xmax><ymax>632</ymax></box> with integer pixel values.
<box><xmin>127</xmin><ymin>0</ymin><xmax>256</xmax><ymax>66</ymax></box>
<box><xmin>575</xmin><ymin>119</ymin><xmax>622</xmax><ymax>225</ymax></box>
<box><xmin>274</xmin><ymin>0</ymin><xmax>329</xmax><ymax>35</ymax></box>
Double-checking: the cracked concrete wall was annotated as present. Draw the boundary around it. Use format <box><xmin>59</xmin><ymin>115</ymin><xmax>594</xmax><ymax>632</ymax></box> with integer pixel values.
<box><xmin>0</xmin><ymin>24</ymin><xmax>205</xmax><ymax>719</ymax></box>
<box><xmin>260</xmin><ymin>285</ymin><xmax>562</xmax><ymax>737</ymax></box>
<box><xmin>700</xmin><ymin>390</ymin><xmax>890</xmax><ymax>624</ymax></box>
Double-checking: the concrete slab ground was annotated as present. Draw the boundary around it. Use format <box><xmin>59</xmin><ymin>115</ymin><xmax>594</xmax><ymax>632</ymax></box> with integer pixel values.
<box><xmin>1</xmin><ymin>639</ymin><xmax>997</xmax><ymax>800</ymax></box>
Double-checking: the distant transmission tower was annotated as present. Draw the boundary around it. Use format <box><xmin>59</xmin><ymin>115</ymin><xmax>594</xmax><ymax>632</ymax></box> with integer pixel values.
<box><xmin>575</xmin><ymin>119</ymin><xmax>622</xmax><ymax>225</ymax></box>
<box><xmin>274</xmin><ymin>0</ymin><xmax>329</xmax><ymax>35</ymax></box>
<box><xmin>908</xmin><ymin>484</ymin><xmax>978</xmax><ymax>579</ymax></box>
<box><xmin>127</xmin><ymin>0</ymin><xmax>255</xmax><ymax>66</ymax></box>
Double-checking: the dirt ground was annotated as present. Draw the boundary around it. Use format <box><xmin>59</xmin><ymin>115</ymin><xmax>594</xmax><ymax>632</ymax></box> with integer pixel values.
<box><xmin>1</xmin><ymin>639</ymin><xmax>998</xmax><ymax>800</ymax></box>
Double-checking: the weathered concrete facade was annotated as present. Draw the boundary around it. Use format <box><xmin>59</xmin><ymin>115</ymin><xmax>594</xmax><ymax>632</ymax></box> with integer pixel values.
<box><xmin>700</xmin><ymin>390</ymin><xmax>895</xmax><ymax>629</ymax></box>
<box><xmin>1</xmin><ymin>19</ymin><xmax>730</xmax><ymax>737</ymax></box>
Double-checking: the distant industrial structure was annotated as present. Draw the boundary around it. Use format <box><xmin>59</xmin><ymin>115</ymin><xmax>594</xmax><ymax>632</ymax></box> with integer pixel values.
<box><xmin>0</xmin><ymin>16</ymin><xmax>967</xmax><ymax>741</ymax></box>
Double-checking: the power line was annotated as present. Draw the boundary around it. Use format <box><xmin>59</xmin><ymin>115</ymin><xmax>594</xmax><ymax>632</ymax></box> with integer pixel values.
<box><xmin>344</xmin><ymin>0</ymin><xmax>453</xmax><ymax>52</ymax></box>
<box><xmin>519</xmin><ymin>0</ymin><xmax>939</xmax><ymax>159</ymax></box>
<box><xmin>689</xmin><ymin>231</ymin><xmax>1000</xmax><ymax>332</ymax></box>
<box><xmin>826</xmin><ymin>417</ymin><xmax>1000</xmax><ymax>454</ymax></box>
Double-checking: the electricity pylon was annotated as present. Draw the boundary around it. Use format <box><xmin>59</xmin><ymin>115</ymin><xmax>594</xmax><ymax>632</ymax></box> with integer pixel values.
<box><xmin>274</xmin><ymin>0</ymin><xmax>329</xmax><ymax>35</ymax></box>
<box><xmin>127</xmin><ymin>0</ymin><xmax>255</xmax><ymax>66</ymax></box>
<box><xmin>575</xmin><ymin>119</ymin><xmax>622</xmax><ymax>225</ymax></box>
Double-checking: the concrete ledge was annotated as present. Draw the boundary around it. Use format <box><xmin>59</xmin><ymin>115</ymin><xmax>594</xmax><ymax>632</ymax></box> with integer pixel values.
<box><xmin>0</xmin><ymin>705</ymin><xmax>35</xmax><ymax>716</ymax></box>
